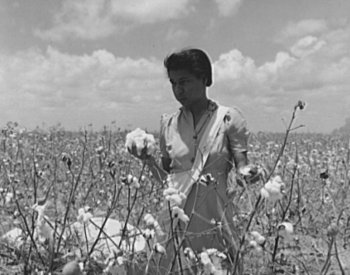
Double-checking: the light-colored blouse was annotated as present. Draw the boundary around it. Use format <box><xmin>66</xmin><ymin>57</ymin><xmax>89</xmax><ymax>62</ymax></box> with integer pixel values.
<box><xmin>157</xmin><ymin>99</ymin><xmax>249</xmax><ymax>272</ymax></box>
<box><xmin>160</xmin><ymin>100</ymin><xmax>249</xmax><ymax>177</ymax></box>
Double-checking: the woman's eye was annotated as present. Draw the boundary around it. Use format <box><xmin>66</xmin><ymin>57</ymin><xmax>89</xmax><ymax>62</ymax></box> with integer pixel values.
<box><xmin>170</xmin><ymin>78</ymin><xmax>191</xmax><ymax>87</ymax></box>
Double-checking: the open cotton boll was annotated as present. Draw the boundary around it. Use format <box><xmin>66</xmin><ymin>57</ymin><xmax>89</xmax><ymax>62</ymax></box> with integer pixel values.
<box><xmin>184</xmin><ymin>247</ymin><xmax>196</xmax><ymax>261</ymax></box>
<box><xmin>200</xmin><ymin>250</ymin><xmax>217</xmax><ymax>274</ymax></box>
<box><xmin>143</xmin><ymin>213</ymin><xmax>164</xmax><ymax>235</ymax></box>
<box><xmin>260</xmin><ymin>175</ymin><xmax>285</xmax><ymax>202</ymax></box>
<box><xmin>154</xmin><ymin>243</ymin><xmax>166</xmax><ymax>254</ymax></box>
<box><xmin>144</xmin><ymin>133</ymin><xmax>156</xmax><ymax>155</ymax></box>
<box><xmin>171</xmin><ymin>206</ymin><xmax>190</xmax><ymax>223</ymax></box>
<box><xmin>144</xmin><ymin>213</ymin><xmax>157</xmax><ymax>227</ymax></box>
<box><xmin>125</xmin><ymin>128</ymin><xmax>156</xmax><ymax>157</ymax></box>
<box><xmin>164</xmin><ymin>186</ymin><xmax>186</xmax><ymax>206</ymax></box>
<box><xmin>278</xmin><ymin>222</ymin><xmax>294</xmax><ymax>242</ymax></box>
<box><xmin>62</xmin><ymin>260</ymin><xmax>82</xmax><ymax>275</ymax></box>
<box><xmin>1</xmin><ymin>228</ymin><xmax>24</xmax><ymax>246</ymax></box>
<box><xmin>250</xmin><ymin>231</ymin><xmax>266</xmax><ymax>246</ymax></box>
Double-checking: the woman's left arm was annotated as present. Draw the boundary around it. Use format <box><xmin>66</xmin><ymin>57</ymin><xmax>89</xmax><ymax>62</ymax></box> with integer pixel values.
<box><xmin>225</xmin><ymin>107</ymin><xmax>250</xmax><ymax>170</ymax></box>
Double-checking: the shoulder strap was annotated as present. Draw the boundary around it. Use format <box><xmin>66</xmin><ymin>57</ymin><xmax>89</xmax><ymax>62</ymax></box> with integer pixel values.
<box><xmin>190</xmin><ymin>106</ymin><xmax>229</xmax><ymax>184</ymax></box>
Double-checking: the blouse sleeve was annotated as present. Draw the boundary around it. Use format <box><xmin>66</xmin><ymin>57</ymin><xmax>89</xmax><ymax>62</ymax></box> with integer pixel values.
<box><xmin>224</xmin><ymin>107</ymin><xmax>249</xmax><ymax>153</ymax></box>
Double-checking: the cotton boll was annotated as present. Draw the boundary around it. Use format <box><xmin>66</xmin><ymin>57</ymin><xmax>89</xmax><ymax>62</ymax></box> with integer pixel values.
<box><xmin>260</xmin><ymin>176</ymin><xmax>285</xmax><ymax>202</ymax></box>
<box><xmin>125</xmin><ymin>128</ymin><xmax>156</xmax><ymax>157</ymax></box>
<box><xmin>200</xmin><ymin>250</ymin><xmax>216</xmax><ymax>274</ymax></box>
<box><xmin>278</xmin><ymin>222</ymin><xmax>294</xmax><ymax>242</ymax></box>
<box><xmin>250</xmin><ymin>231</ymin><xmax>266</xmax><ymax>246</ymax></box>
<box><xmin>163</xmin><ymin>187</ymin><xmax>179</xmax><ymax>196</ymax></box>
<box><xmin>142</xmin><ymin>228</ymin><xmax>155</xmax><ymax>240</ymax></box>
<box><xmin>144</xmin><ymin>213</ymin><xmax>157</xmax><ymax>227</ymax></box>
<box><xmin>154</xmin><ymin>243</ymin><xmax>166</xmax><ymax>254</ymax></box>
<box><xmin>5</xmin><ymin>192</ymin><xmax>14</xmax><ymax>204</ymax></box>
<box><xmin>184</xmin><ymin>247</ymin><xmax>196</xmax><ymax>261</ymax></box>
<box><xmin>171</xmin><ymin>206</ymin><xmax>190</xmax><ymax>223</ymax></box>
<box><xmin>62</xmin><ymin>260</ymin><xmax>82</xmax><ymax>275</ymax></box>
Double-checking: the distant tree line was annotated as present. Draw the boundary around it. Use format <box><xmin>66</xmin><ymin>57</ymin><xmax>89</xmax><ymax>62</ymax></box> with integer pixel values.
<box><xmin>332</xmin><ymin>116</ymin><xmax>350</xmax><ymax>135</ymax></box>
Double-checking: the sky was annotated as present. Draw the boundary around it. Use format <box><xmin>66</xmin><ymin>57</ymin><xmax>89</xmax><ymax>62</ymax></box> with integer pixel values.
<box><xmin>1</xmin><ymin>0</ymin><xmax>350</xmax><ymax>133</ymax></box>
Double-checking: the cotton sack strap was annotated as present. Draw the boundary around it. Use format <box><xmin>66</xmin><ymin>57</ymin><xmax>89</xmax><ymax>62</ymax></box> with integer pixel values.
<box><xmin>189</xmin><ymin>105</ymin><xmax>229</xmax><ymax>185</ymax></box>
<box><xmin>167</xmin><ymin>105</ymin><xmax>229</xmax><ymax>203</ymax></box>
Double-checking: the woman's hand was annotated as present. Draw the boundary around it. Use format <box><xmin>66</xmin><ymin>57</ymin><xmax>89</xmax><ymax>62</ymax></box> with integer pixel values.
<box><xmin>238</xmin><ymin>164</ymin><xmax>267</xmax><ymax>185</ymax></box>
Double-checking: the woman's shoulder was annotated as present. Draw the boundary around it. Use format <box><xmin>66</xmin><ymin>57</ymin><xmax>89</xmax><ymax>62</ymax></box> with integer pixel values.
<box><xmin>217</xmin><ymin>104</ymin><xmax>246</xmax><ymax>125</ymax></box>
<box><xmin>160</xmin><ymin>110</ymin><xmax>180</xmax><ymax>129</ymax></box>
<box><xmin>218</xmin><ymin>104</ymin><xmax>249</xmax><ymax>144</ymax></box>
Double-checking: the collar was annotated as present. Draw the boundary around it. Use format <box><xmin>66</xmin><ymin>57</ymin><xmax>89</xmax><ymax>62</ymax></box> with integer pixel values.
<box><xmin>179</xmin><ymin>99</ymin><xmax>218</xmax><ymax>113</ymax></box>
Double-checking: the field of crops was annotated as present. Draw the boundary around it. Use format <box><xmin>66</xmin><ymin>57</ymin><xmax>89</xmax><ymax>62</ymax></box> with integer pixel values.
<box><xmin>1</xmin><ymin>118</ymin><xmax>350</xmax><ymax>275</ymax></box>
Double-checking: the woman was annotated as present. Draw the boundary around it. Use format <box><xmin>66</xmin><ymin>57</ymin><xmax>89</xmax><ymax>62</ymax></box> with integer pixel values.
<box><xmin>131</xmin><ymin>48</ymin><xmax>250</xmax><ymax>273</ymax></box>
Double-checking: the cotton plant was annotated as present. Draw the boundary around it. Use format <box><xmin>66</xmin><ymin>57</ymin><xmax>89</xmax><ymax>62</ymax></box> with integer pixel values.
<box><xmin>125</xmin><ymin>128</ymin><xmax>156</xmax><ymax>157</ymax></box>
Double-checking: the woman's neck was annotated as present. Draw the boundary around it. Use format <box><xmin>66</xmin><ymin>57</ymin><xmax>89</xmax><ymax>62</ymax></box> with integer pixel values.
<box><xmin>189</xmin><ymin>98</ymin><xmax>210</xmax><ymax>127</ymax></box>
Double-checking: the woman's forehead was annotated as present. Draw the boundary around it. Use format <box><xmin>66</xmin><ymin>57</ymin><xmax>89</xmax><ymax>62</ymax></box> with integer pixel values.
<box><xmin>168</xmin><ymin>69</ymin><xmax>195</xmax><ymax>79</ymax></box>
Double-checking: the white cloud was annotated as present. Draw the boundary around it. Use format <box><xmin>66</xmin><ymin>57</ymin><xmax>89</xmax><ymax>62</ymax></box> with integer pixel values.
<box><xmin>35</xmin><ymin>0</ymin><xmax>116</xmax><ymax>41</ymax></box>
<box><xmin>290</xmin><ymin>36</ymin><xmax>326</xmax><ymax>58</ymax></box>
<box><xmin>0</xmin><ymin>47</ymin><xmax>170</xmax><ymax>129</ymax></box>
<box><xmin>212</xmin><ymin>22</ymin><xmax>350</xmax><ymax>132</ymax></box>
<box><xmin>277</xmin><ymin>19</ymin><xmax>328</xmax><ymax>42</ymax></box>
<box><xmin>215</xmin><ymin>22</ymin><xmax>350</xmax><ymax>91</ymax></box>
<box><xmin>110</xmin><ymin>0</ymin><xmax>191</xmax><ymax>23</ymax></box>
<box><xmin>165</xmin><ymin>27</ymin><xmax>189</xmax><ymax>42</ymax></box>
<box><xmin>214</xmin><ymin>0</ymin><xmax>242</xmax><ymax>17</ymax></box>
<box><xmin>214</xmin><ymin>49</ymin><xmax>256</xmax><ymax>84</ymax></box>
<box><xmin>35</xmin><ymin>0</ymin><xmax>191</xmax><ymax>41</ymax></box>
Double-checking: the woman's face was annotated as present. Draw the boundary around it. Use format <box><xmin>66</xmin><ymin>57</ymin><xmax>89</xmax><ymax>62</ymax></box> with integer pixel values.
<box><xmin>168</xmin><ymin>69</ymin><xmax>207</xmax><ymax>108</ymax></box>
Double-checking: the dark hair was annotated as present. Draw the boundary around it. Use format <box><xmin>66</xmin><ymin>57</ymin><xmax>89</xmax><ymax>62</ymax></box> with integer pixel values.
<box><xmin>163</xmin><ymin>48</ymin><xmax>212</xmax><ymax>87</ymax></box>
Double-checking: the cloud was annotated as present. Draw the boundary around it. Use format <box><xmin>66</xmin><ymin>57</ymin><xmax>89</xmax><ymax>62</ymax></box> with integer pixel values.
<box><xmin>214</xmin><ymin>49</ymin><xmax>256</xmax><ymax>84</ymax></box>
<box><xmin>214</xmin><ymin>0</ymin><xmax>242</xmax><ymax>17</ymax></box>
<box><xmin>35</xmin><ymin>0</ymin><xmax>191</xmax><ymax>41</ymax></box>
<box><xmin>215</xmin><ymin>21</ymin><xmax>350</xmax><ymax>91</ymax></box>
<box><xmin>165</xmin><ymin>27</ymin><xmax>189</xmax><ymax>42</ymax></box>
<box><xmin>277</xmin><ymin>19</ymin><xmax>328</xmax><ymax>42</ymax></box>
<box><xmin>0</xmin><ymin>47</ymin><xmax>170</xmax><ymax>129</ymax></box>
<box><xmin>213</xmin><ymin>21</ymin><xmax>350</xmax><ymax>131</ymax></box>
<box><xmin>110</xmin><ymin>0</ymin><xmax>191</xmax><ymax>23</ymax></box>
<box><xmin>289</xmin><ymin>36</ymin><xmax>326</xmax><ymax>58</ymax></box>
